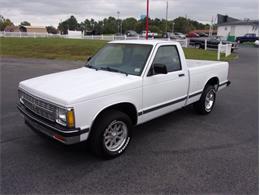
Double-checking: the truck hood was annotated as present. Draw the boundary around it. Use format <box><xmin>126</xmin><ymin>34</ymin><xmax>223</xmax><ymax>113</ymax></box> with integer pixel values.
<box><xmin>19</xmin><ymin>67</ymin><xmax>141</xmax><ymax>105</ymax></box>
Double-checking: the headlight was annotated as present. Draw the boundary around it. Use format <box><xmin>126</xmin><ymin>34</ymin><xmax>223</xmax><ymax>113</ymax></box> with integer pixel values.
<box><xmin>56</xmin><ymin>107</ymin><xmax>75</xmax><ymax>128</ymax></box>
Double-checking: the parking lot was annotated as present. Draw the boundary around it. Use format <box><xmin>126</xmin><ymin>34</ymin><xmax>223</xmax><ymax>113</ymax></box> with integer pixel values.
<box><xmin>1</xmin><ymin>46</ymin><xmax>258</xmax><ymax>194</ymax></box>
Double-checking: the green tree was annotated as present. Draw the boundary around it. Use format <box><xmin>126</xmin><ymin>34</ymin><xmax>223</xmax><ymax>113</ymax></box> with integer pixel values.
<box><xmin>58</xmin><ymin>21</ymin><xmax>68</xmax><ymax>34</ymax></box>
<box><xmin>0</xmin><ymin>15</ymin><xmax>14</xmax><ymax>31</ymax></box>
<box><xmin>67</xmin><ymin>15</ymin><xmax>78</xmax><ymax>30</ymax></box>
<box><xmin>20</xmin><ymin>21</ymin><xmax>31</xmax><ymax>26</ymax></box>
<box><xmin>122</xmin><ymin>17</ymin><xmax>138</xmax><ymax>33</ymax></box>
<box><xmin>103</xmin><ymin>17</ymin><xmax>117</xmax><ymax>34</ymax></box>
<box><xmin>46</xmin><ymin>26</ymin><xmax>58</xmax><ymax>34</ymax></box>
<box><xmin>58</xmin><ymin>15</ymin><xmax>80</xmax><ymax>34</ymax></box>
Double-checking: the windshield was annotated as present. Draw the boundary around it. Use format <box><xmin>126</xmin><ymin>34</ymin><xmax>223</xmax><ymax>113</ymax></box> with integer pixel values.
<box><xmin>86</xmin><ymin>43</ymin><xmax>152</xmax><ymax>76</ymax></box>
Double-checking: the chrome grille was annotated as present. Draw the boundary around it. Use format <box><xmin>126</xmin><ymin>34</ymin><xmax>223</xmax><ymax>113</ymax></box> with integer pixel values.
<box><xmin>18</xmin><ymin>90</ymin><xmax>56</xmax><ymax>122</ymax></box>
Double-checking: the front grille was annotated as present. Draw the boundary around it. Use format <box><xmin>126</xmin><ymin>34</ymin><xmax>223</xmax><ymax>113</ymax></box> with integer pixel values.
<box><xmin>18</xmin><ymin>90</ymin><xmax>56</xmax><ymax>122</ymax></box>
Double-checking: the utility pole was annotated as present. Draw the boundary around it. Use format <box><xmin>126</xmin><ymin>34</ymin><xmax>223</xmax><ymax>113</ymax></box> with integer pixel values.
<box><xmin>209</xmin><ymin>16</ymin><xmax>214</xmax><ymax>37</ymax></box>
<box><xmin>165</xmin><ymin>0</ymin><xmax>168</xmax><ymax>33</ymax></box>
<box><xmin>146</xmin><ymin>0</ymin><xmax>149</xmax><ymax>40</ymax></box>
<box><xmin>117</xmin><ymin>11</ymin><xmax>120</xmax><ymax>34</ymax></box>
<box><xmin>172</xmin><ymin>22</ymin><xmax>175</xmax><ymax>33</ymax></box>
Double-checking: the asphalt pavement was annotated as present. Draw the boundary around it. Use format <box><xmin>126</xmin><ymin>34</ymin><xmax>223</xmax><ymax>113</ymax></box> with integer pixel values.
<box><xmin>1</xmin><ymin>47</ymin><xmax>259</xmax><ymax>194</ymax></box>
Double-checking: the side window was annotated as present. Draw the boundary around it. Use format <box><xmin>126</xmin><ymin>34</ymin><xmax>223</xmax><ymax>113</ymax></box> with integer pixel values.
<box><xmin>151</xmin><ymin>45</ymin><xmax>181</xmax><ymax>73</ymax></box>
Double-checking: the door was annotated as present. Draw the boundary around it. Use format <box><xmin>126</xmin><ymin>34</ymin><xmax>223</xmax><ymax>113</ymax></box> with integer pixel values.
<box><xmin>141</xmin><ymin>45</ymin><xmax>189</xmax><ymax>122</ymax></box>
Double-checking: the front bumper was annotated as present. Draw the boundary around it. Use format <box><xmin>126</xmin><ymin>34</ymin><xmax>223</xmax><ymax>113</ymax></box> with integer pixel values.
<box><xmin>17</xmin><ymin>103</ymin><xmax>89</xmax><ymax>145</ymax></box>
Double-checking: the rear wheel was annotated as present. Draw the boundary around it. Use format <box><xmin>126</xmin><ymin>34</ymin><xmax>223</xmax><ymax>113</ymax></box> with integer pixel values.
<box><xmin>194</xmin><ymin>85</ymin><xmax>216</xmax><ymax>114</ymax></box>
<box><xmin>88</xmin><ymin>110</ymin><xmax>132</xmax><ymax>159</ymax></box>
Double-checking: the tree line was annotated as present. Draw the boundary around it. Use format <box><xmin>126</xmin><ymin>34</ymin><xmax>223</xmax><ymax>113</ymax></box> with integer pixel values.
<box><xmin>58</xmin><ymin>15</ymin><xmax>210</xmax><ymax>35</ymax></box>
<box><xmin>1</xmin><ymin>15</ymin><xmax>211</xmax><ymax>35</ymax></box>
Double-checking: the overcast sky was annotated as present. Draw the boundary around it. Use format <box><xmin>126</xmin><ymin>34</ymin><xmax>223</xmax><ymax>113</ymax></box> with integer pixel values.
<box><xmin>0</xmin><ymin>0</ymin><xmax>259</xmax><ymax>27</ymax></box>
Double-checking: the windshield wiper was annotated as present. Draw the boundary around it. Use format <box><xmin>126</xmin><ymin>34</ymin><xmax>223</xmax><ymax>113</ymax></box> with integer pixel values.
<box><xmin>86</xmin><ymin>64</ymin><xmax>99</xmax><ymax>71</ymax></box>
<box><xmin>100</xmin><ymin>67</ymin><xmax>128</xmax><ymax>76</ymax></box>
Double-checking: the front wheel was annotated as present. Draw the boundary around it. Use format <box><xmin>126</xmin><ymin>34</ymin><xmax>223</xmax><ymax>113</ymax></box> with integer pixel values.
<box><xmin>194</xmin><ymin>85</ymin><xmax>216</xmax><ymax>114</ymax></box>
<box><xmin>88</xmin><ymin>110</ymin><xmax>132</xmax><ymax>159</ymax></box>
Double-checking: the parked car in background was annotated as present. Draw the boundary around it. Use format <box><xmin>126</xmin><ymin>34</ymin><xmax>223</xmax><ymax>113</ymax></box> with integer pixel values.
<box><xmin>175</xmin><ymin>32</ymin><xmax>186</xmax><ymax>39</ymax></box>
<box><xmin>162</xmin><ymin>32</ymin><xmax>178</xmax><ymax>39</ymax></box>
<box><xmin>186</xmin><ymin>32</ymin><xmax>200</xmax><ymax>38</ymax></box>
<box><xmin>197</xmin><ymin>32</ymin><xmax>208</xmax><ymax>37</ymax></box>
<box><xmin>236</xmin><ymin>33</ymin><xmax>259</xmax><ymax>43</ymax></box>
<box><xmin>126</xmin><ymin>30</ymin><xmax>138</xmax><ymax>37</ymax></box>
<box><xmin>141</xmin><ymin>31</ymin><xmax>159</xmax><ymax>38</ymax></box>
<box><xmin>189</xmin><ymin>37</ymin><xmax>238</xmax><ymax>52</ymax></box>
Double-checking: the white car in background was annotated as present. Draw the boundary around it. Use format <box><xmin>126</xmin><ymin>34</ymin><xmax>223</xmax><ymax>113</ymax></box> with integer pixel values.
<box><xmin>175</xmin><ymin>32</ymin><xmax>186</xmax><ymax>39</ymax></box>
<box><xmin>141</xmin><ymin>31</ymin><xmax>158</xmax><ymax>38</ymax></box>
<box><xmin>254</xmin><ymin>40</ymin><xmax>259</xmax><ymax>47</ymax></box>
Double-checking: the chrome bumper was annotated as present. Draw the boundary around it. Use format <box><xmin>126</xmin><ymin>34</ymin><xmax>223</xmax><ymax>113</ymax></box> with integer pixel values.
<box><xmin>17</xmin><ymin>103</ymin><xmax>89</xmax><ymax>145</ymax></box>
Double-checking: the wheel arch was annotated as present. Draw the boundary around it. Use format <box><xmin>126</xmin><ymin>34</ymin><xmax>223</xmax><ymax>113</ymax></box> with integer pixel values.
<box><xmin>204</xmin><ymin>76</ymin><xmax>220</xmax><ymax>91</ymax></box>
<box><xmin>89</xmin><ymin>102</ymin><xmax>138</xmax><ymax>133</ymax></box>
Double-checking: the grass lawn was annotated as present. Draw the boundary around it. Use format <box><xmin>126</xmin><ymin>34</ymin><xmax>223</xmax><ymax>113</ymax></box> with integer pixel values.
<box><xmin>0</xmin><ymin>37</ymin><xmax>237</xmax><ymax>61</ymax></box>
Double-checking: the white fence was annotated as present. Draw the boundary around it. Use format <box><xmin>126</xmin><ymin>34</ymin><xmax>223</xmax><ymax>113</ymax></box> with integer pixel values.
<box><xmin>1</xmin><ymin>31</ymin><xmax>232</xmax><ymax>60</ymax></box>
<box><xmin>82</xmin><ymin>35</ymin><xmax>189</xmax><ymax>47</ymax></box>
<box><xmin>0</xmin><ymin>31</ymin><xmax>189</xmax><ymax>47</ymax></box>
<box><xmin>0</xmin><ymin>31</ymin><xmax>62</xmax><ymax>38</ymax></box>
<box><xmin>217</xmin><ymin>43</ymin><xmax>232</xmax><ymax>60</ymax></box>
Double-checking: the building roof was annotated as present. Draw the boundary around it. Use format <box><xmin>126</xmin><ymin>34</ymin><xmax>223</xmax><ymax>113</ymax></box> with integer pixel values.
<box><xmin>22</xmin><ymin>26</ymin><xmax>46</xmax><ymax>29</ymax></box>
<box><xmin>217</xmin><ymin>14</ymin><xmax>258</xmax><ymax>26</ymax></box>
<box><xmin>217</xmin><ymin>20</ymin><xmax>259</xmax><ymax>26</ymax></box>
<box><xmin>217</xmin><ymin>14</ymin><xmax>240</xmax><ymax>25</ymax></box>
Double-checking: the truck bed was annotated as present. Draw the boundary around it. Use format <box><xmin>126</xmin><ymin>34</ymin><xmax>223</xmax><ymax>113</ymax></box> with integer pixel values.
<box><xmin>185</xmin><ymin>59</ymin><xmax>229</xmax><ymax>105</ymax></box>
<box><xmin>186</xmin><ymin>59</ymin><xmax>226</xmax><ymax>69</ymax></box>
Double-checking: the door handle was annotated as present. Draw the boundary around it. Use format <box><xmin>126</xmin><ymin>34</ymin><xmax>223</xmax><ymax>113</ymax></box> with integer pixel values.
<box><xmin>178</xmin><ymin>73</ymin><xmax>185</xmax><ymax>77</ymax></box>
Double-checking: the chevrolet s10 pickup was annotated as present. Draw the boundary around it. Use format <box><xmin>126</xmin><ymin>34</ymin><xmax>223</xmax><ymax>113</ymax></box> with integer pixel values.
<box><xmin>17</xmin><ymin>40</ymin><xmax>231</xmax><ymax>158</ymax></box>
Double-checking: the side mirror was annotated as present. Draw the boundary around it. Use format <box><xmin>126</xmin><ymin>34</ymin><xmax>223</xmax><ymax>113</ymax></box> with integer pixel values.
<box><xmin>87</xmin><ymin>56</ymin><xmax>92</xmax><ymax>62</ymax></box>
<box><xmin>153</xmin><ymin>63</ymin><xmax>168</xmax><ymax>75</ymax></box>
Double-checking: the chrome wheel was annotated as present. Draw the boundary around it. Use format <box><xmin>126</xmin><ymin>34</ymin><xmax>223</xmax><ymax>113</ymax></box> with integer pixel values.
<box><xmin>103</xmin><ymin>120</ymin><xmax>128</xmax><ymax>152</ymax></box>
<box><xmin>205</xmin><ymin>89</ymin><xmax>215</xmax><ymax>112</ymax></box>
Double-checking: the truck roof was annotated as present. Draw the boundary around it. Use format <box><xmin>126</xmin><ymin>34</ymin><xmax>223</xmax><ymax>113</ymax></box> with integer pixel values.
<box><xmin>109</xmin><ymin>40</ymin><xmax>177</xmax><ymax>46</ymax></box>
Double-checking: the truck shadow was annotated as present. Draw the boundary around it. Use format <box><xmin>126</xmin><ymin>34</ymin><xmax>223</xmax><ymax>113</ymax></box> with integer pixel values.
<box><xmin>28</xmin><ymin>104</ymin><xmax>196</xmax><ymax>161</ymax></box>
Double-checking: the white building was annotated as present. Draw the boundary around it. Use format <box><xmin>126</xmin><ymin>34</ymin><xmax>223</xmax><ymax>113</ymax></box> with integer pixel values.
<box><xmin>217</xmin><ymin>14</ymin><xmax>259</xmax><ymax>40</ymax></box>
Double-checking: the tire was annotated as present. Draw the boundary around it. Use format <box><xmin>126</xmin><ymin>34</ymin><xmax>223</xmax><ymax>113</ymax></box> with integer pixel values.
<box><xmin>194</xmin><ymin>85</ymin><xmax>216</xmax><ymax>115</ymax></box>
<box><xmin>88</xmin><ymin>110</ymin><xmax>132</xmax><ymax>159</ymax></box>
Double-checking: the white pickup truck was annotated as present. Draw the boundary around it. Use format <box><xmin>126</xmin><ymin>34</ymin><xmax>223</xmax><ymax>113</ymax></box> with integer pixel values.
<box><xmin>17</xmin><ymin>40</ymin><xmax>230</xmax><ymax>158</ymax></box>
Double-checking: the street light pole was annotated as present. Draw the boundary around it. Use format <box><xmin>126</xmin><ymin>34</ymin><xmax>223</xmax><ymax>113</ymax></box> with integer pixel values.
<box><xmin>172</xmin><ymin>22</ymin><xmax>175</xmax><ymax>33</ymax></box>
<box><xmin>146</xmin><ymin>0</ymin><xmax>149</xmax><ymax>40</ymax></box>
<box><xmin>117</xmin><ymin>11</ymin><xmax>120</xmax><ymax>34</ymax></box>
<box><xmin>166</xmin><ymin>0</ymin><xmax>168</xmax><ymax>33</ymax></box>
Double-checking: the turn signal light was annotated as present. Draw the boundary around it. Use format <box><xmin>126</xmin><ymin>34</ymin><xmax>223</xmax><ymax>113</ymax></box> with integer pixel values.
<box><xmin>67</xmin><ymin>110</ymin><xmax>75</xmax><ymax>128</ymax></box>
